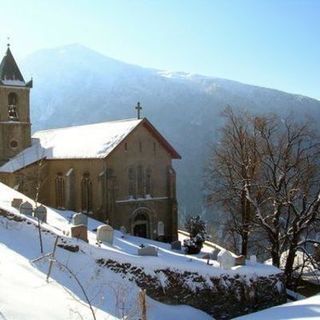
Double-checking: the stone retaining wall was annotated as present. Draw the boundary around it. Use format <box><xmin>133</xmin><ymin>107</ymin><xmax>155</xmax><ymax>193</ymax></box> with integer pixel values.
<box><xmin>97</xmin><ymin>258</ymin><xmax>286</xmax><ymax>319</ymax></box>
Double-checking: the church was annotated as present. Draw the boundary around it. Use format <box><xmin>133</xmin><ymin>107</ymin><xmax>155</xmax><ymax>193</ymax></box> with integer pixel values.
<box><xmin>0</xmin><ymin>45</ymin><xmax>181</xmax><ymax>242</ymax></box>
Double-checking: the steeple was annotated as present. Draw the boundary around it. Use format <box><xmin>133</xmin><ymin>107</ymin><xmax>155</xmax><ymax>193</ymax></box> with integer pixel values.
<box><xmin>0</xmin><ymin>45</ymin><xmax>32</xmax><ymax>87</ymax></box>
<box><xmin>0</xmin><ymin>44</ymin><xmax>32</xmax><ymax>165</ymax></box>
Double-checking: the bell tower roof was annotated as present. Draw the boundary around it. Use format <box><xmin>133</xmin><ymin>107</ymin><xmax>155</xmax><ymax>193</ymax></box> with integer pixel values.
<box><xmin>0</xmin><ymin>46</ymin><xmax>32</xmax><ymax>87</ymax></box>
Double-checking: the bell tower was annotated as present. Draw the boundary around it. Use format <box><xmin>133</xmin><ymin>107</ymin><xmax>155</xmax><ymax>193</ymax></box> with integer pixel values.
<box><xmin>0</xmin><ymin>44</ymin><xmax>33</xmax><ymax>166</ymax></box>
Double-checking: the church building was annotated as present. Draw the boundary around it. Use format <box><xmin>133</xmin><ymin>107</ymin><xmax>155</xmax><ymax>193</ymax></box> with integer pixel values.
<box><xmin>0</xmin><ymin>46</ymin><xmax>181</xmax><ymax>242</ymax></box>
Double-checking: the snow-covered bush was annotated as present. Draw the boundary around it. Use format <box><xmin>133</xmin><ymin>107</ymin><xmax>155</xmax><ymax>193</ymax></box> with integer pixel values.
<box><xmin>184</xmin><ymin>216</ymin><xmax>207</xmax><ymax>254</ymax></box>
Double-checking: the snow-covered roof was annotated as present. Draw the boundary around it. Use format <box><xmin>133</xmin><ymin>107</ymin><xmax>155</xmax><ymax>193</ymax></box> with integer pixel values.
<box><xmin>0</xmin><ymin>118</ymin><xmax>142</xmax><ymax>173</ymax></box>
<box><xmin>0</xmin><ymin>79</ymin><xmax>26</xmax><ymax>86</ymax></box>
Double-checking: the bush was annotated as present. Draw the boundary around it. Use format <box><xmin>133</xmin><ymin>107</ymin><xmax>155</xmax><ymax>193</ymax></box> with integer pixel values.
<box><xmin>183</xmin><ymin>216</ymin><xmax>207</xmax><ymax>254</ymax></box>
<box><xmin>183</xmin><ymin>238</ymin><xmax>202</xmax><ymax>254</ymax></box>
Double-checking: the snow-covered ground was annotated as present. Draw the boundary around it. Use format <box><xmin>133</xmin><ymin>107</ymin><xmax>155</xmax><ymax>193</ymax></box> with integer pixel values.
<box><xmin>235</xmin><ymin>294</ymin><xmax>320</xmax><ymax>320</ymax></box>
<box><xmin>0</xmin><ymin>182</ymin><xmax>280</xmax><ymax>319</ymax></box>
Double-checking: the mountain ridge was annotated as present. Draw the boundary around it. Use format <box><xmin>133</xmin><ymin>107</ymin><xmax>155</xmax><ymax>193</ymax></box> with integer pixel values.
<box><xmin>22</xmin><ymin>44</ymin><xmax>320</xmax><ymax>102</ymax></box>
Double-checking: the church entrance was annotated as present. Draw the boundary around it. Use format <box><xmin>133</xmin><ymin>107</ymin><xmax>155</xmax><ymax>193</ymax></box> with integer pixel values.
<box><xmin>132</xmin><ymin>210</ymin><xmax>150</xmax><ymax>238</ymax></box>
<box><xmin>133</xmin><ymin>223</ymin><xmax>147</xmax><ymax>238</ymax></box>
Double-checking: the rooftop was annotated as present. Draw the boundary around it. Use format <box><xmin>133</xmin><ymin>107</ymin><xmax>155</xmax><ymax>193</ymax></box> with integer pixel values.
<box><xmin>0</xmin><ymin>117</ymin><xmax>181</xmax><ymax>173</ymax></box>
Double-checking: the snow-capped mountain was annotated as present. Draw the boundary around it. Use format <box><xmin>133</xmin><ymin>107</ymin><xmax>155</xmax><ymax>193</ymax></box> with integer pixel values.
<box><xmin>20</xmin><ymin>44</ymin><xmax>320</xmax><ymax>214</ymax></box>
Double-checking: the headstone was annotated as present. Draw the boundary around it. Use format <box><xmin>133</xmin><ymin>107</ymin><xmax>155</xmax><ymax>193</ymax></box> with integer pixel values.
<box><xmin>70</xmin><ymin>224</ymin><xmax>88</xmax><ymax>242</ymax></box>
<box><xmin>157</xmin><ymin>221</ymin><xmax>165</xmax><ymax>236</ymax></box>
<box><xmin>120</xmin><ymin>226</ymin><xmax>127</xmax><ymax>238</ymax></box>
<box><xmin>217</xmin><ymin>249</ymin><xmax>235</xmax><ymax>270</ymax></box>
<box><xmin>96</xmin><ymin>224</ymin><xmax>114</xmax><ymax>244</ymax></box>
<box><xmin>19</xmin><ymin>201</ymin><xmax>33</xmax><ymax>216</ymax></box>
<box><xmin>202</xmin><ymin>248</ymin><xmax>221</xmax><ymax>261</ymax></box>
<box><xmin>171</xmin><ymin>240</ymin><xmax>182</xmax><ymax>250</ymax></box>
<box><xmin>250</xmin><ymin>255</ymin><xmax>257</xmax><ymax>264</ymax></box>
<box><xmin>72</xmin><ymin>213</ymin><xmax>88</xmax><ymax>226</ymax></box>
<box><xmin>11</xmin><ymin>198</ymin><xmax>23</xmax><ymax>209</ymax></box>
<box><xmin>235</xmin><ymin>255</ymin><xmax>246</xmax><ymax>266</ymax></box>
<box><xmin>33</xmin><ymin>205</ymin><xmax>47</xmax><ymax>223</ymax></box>
<box><xmin>211</xmin><ymin>248</ymin><xmax>221</xmax><ymax>260</ymax></box>
<box><xmin>138</xmin><ymin>246</ymin><xmax>158</xmax><ymax>256</ymax></box>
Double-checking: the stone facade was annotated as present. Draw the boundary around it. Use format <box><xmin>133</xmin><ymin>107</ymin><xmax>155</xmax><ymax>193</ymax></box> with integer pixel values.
<box><xmin>0</xmin><ymin>47</ymin><xmax>32</xmax><ymax>165</ymax></box>
<box><xmin>0</xmin><ymin>47</ymin><xmax>180</xmax><ymax>242</ymax></box>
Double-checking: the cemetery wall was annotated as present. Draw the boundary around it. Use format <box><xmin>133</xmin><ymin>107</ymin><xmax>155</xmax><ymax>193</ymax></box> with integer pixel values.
<box><xmin>96</xmin><ymin>258</ymin><xmax>287</xmax><ymax>319</ymax></box>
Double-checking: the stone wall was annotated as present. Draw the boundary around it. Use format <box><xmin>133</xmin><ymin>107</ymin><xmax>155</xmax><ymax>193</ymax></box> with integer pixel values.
<box><xmin>97</xmin><ymin>258</ymin><xmax>286</xmax><ymax>319</ymax></box>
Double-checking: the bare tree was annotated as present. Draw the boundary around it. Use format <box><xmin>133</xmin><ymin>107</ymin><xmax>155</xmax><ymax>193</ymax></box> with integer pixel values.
<box><xmin>207</xmin><ymin>107</ymin><xmax>320</xmax><ymax>287</ymax></box>
<box><xmin>205</xmin><ymin>107</ymin><xmax>259</xmax><ymax>256</ymax></box>
<box><xmin>244</xmin><ymin>115</ymin><xmax>320</xmax><ymax>287</ymax></box>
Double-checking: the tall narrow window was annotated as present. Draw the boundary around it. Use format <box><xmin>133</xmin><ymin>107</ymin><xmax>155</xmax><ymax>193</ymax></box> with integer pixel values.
<box><xmin>153</xmin><ymin>142</ymin><xmax>157</xmax><ymax>155</ymax></box>
<box><xmin>146</xmin><ymin>168</ymin><xmax>152</xmax><ymax>195</ymax></box>
<box><xmin>168</xmin><ymin>167</ymin><xmax>176</xmax><ymax>199</ymax></box>
<box><xmin>81</xmin><ymin>173</ymin><xmax>93</xmax><ymax>213</ymax></box>
<box><xmin>128</xmin><ymin>167</ymin><xmax>136</xmax><ymax>197</ymax></box>
<box><xmin>8</xmin><ymin>92</ymin><xmax>18</xmax><ymax>121</ymax></box>
<box><xmin>137</xmin><ymin>165</ymin><xmax>144</xmax><ymax>197</ymax></box>
<box><xmin>55</xmin><ymin>173</ymin><xmax>65</xmax><ymax>209</ymax></box>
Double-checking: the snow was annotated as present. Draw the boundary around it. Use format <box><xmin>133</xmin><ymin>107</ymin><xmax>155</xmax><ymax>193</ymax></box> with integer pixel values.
<box><xmin>0</xmin><ymin>182</ymin><xmax>282</xmax><ymax>319</ymax></box>
<box><xmin>0</xmin><ymin>118</ymin><xmax>142</xmax><ymax>173</ymax></box>
<box><xmin>235</xmin><ymin>294</ymin><xmax>320</xmax><ymax>320</ymax></box>
<box><xmin>0</xmin><ymin>181</ymin><xmax>281</xmax><ymax>279</ymax></box>
<box><xmin>0</xmin><ymin>244</ymin><xmax>109</xmax><ymax>320</ymax></box>
<box><xmin>1</xmin><ymin>79</ymin><xmax>26</xmax><ymax>86</ymax></box>
<box><xmin>0</xmin><ymin>182</ymin><xmax>212</xmax><ymax>320</ymax></box>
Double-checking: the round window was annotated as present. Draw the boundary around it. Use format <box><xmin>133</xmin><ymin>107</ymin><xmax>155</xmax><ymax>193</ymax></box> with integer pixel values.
<box><xmin>10</xmin><ymin>140</ymin><xmax>18</xmax><ymax>149</ymax></box>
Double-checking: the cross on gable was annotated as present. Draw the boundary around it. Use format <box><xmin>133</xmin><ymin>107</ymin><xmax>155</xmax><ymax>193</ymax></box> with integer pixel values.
<box><xmin>135</xmin><ymin>102</ymin><xmax>142</xmax><ymax>119</ymax></box>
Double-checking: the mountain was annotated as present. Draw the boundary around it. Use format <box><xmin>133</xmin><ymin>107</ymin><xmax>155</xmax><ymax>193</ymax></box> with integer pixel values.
<box><xmin>20</xmin><ymin>44</ymin><xmax>320</xmax><ymax>216</ymax></box>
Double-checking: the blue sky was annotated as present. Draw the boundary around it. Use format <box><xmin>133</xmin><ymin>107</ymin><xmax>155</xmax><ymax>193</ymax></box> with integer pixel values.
<box><xmin>0</xmin><ymin>0</ymin><xmax>319</xmax><ymax>99</ymax></box>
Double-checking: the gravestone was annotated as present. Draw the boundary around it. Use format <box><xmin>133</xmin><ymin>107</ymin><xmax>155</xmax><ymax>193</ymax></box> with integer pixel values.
<box><xmin>235</xmin><ymin>255</ymin><xmax>246</xmax><ymax>266</ymax></box>
<box><xmin>138</xmin><ymin>246</ymin><xmax>158</xmax><ymax>256</ymax></box>
<box><xmin>211</xmin><ymin>248</ymin><xmax>221</xmax><ymax>260</ymax></box>
<box><xmin>217</xmin><ymin>249</ymin><xmax>235</xmax><ymax>270</ymax></box>
<box><xmin>70</xmin><ymin>224</ymin><xmax>88</xmax><ymax>242</ymax></box>
<box><xmin>33</xmin><ymin>205</ymin><xmax>47</xmax><ymax>223</ymax></box>
<box><xmin>157</xmin><ymin>221</ymin><xmax>164</xmax><ymax>236</ymax></box>
<box><xmin>250</xmin><ymin>255</ymin><xmax>257</xmax><ymax>264</ymax></box>
<box><xmin>171</xmin><ymin>240</ymin><xmax>182</xmax><ymax>251</ymax></box>
<box><xmin>11</xmin><ymin>198</ymin><xmax>23</xmax><ymax>209</ymax></box>
<box><xmin>202</xmin><ymin>248</ymin><xmax>221</xmax><ymax>261</ymax></box>
<box><xmin>120</xmin><ymin>226</ymin><xmax>127</xmax><ymax>238</ymax></box>
<box><xmin>72</xmin><ymin>213</ymin><xmax>88</xmax><ymax>226</ymax></box>
<box><xmin>97</xmin><ymin>224</ymin><xmax>114</xmax><ymax>244</ymax></box>
<box><xmin>19</xmin><ymin>201</ymin><xmax>33</xmax><ymax>216</ymax></box>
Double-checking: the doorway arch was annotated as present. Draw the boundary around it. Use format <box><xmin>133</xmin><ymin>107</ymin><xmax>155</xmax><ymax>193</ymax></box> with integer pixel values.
<box><xmin>131</xmin><ymin>208</ymin><xmax>152</xmax><ymax>238</ymax></box>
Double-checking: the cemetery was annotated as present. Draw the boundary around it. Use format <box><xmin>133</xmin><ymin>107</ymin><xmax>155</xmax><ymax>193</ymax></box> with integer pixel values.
<box><xmin>0</xmin><ymin>181</ymin><xmax>287</xmax><ymax>319</ymax></box>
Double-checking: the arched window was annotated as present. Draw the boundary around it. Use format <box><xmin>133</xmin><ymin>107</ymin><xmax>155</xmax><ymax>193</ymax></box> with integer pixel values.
<box><xmin>128</xmin><ymin>167</ymin><xmax>136</xmax><ymax>197</ymax></box>
<box><xmin>146</xmin><ymin>168</ymin><xmax>152</xmax><ymax>195</ymax></box>
<box><xmin>55</xmin><ymin>173</ymin><xmax>65</xmax><ymax>209</ymax></box>
<box><xmin>81</xmin><ymin>173</ymin><xmax>93</xmax><ymax>213</ymax></box>
<box><xmin>137</xmin><ymin>165</ymin><xmax>144</xmax><ymax>197</ymax></box>
<box><xmin>8</xmin><ymin>92</ymin><xmax>18</xmax><ymax>120</ymax></box>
